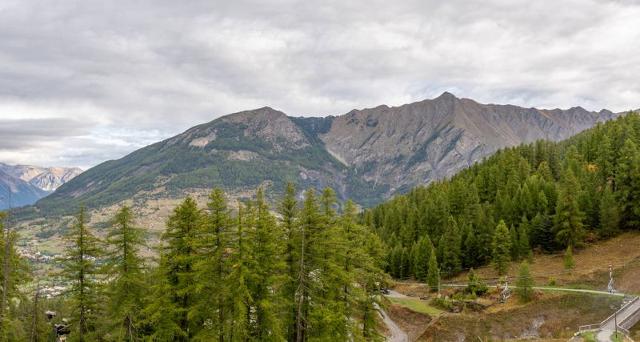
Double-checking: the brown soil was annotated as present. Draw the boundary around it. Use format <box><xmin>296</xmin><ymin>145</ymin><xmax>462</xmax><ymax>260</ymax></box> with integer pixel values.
<box><xmin>450</xmin><ymin>232</ymin><xmax>640</xmax><ymax>293</ymax></box>
<box><xmin>418</xmin><ymin>293</ymin><xmax>621</xmax><ymax>341</ymax></box>
<box><xmin>386</xmin><ymin>303</ymin><xmax>432</xmax><ymax>341</ymax></box>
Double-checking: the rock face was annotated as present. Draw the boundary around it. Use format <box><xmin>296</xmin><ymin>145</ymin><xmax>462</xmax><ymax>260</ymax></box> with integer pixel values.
<box><xmin>34</xmin><ymin>93</ymin><xmax>623</xmax><ymax>215</ymax></box>
<box><xmin>0</xmin><ymin>163</ymin><xmax>82</xmax><ymax>209</ymax></box>
<box><xmin>319</xmin><ymin>92</ymin><xmax>618</xmax><ymax>195</ymax></box>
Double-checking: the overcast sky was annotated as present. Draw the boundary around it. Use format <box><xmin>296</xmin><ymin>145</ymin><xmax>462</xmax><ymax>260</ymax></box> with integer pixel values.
<box><xmin>1</xmin><ymin>0</ymin><xmax>639</xmax><ymax>169</ymax></box>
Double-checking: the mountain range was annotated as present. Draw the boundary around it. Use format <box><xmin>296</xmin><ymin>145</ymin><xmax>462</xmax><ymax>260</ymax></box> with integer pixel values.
<box><xmin>0</xmin><ymin>163</ymin><xmax>82</xmax><ymax>209</ymax></box>
<box><xmin>31</xmin><ymin>92</ymin><xmax>623</xmax><ymax>220</ymax></box>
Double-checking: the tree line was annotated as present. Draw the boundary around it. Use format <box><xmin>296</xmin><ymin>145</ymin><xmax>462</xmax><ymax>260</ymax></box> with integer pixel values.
<box><xmin>367</xmin><ymin>112</ymin><xmax>640</xmax><ymax>279</ymax></box>
<box><xmin>0</xmin><ymin>185</ymin><xmax>387</xmax><ymax>341</ymax></box>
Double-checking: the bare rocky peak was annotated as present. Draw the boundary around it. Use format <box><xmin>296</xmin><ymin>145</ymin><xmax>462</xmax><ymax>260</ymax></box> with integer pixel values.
<box><xmin>177</xmin><ymin>107</ymin><xmax>311</xmax><ymax>152</ymax></box>
<box><xmin>319</xmin><ymin>92</ymin><xmax>622</xmax><ymax>193</ymax></box>
<box><xmin>0</xmin><ymin>163</ymin><xmax>83</xmax><ymax>192</ymax></box>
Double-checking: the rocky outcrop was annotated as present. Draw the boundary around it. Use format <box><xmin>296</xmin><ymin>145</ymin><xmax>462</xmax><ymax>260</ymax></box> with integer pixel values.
<box><xmin>33</xmin><ymin>93</ymin><xmax>626</xmax><ymax>215</ymax></box>
<box><xmin>319</xmin><ymin>92</ymin><xmax>619</xmax><ymax>195</ymax></box>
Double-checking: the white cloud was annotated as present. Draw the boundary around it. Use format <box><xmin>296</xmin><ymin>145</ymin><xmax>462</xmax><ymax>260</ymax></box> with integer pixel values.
<box><xmin>0</xmin><ymin>0</ymin><xmax>639</xmax><ymax>167</ymax></box>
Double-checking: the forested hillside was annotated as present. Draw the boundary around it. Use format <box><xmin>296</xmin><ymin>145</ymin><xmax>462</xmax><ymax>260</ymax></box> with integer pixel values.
<box><xmin>0</xmin><ymin>185</ymin><xmax>388</xmax><ymax>341</ymax></box>
<box><xmin>367</xmin><ymin>112</ymin><xmax>640</xmax><ymax>280</ymax></box>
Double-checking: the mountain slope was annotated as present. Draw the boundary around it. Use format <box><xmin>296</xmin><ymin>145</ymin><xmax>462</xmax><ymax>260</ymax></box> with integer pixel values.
<box><xmin>0</xmin><ymin>163</ymin><xmax>82</xmax><ymax>209</ymax></box>
<box><xmin>320</xmin><ymin>92</ymin><xmax>618</xmax><ymax>194</ymax></box>
<box><xmin>38</xmin><ymin>107</ymin><xmax>349</xmax><ymax>214</ymax></box>
<box><xmin>34</xmin><ymin>93</ymin><xmax>624</xmax><ymax>217</ymax></box>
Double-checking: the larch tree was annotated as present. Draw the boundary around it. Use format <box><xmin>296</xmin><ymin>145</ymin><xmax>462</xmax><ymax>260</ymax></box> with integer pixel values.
<box><xmin>192</xmin><ymin>189</ymin><xmax>233</xmax><ymax>341</ymax></box>
<box><xmin>105</xmin><ymin>205</ymin><xmax>146</xmax><ymax>341</ymax></box>
<box><xmin>492</xmin><ymin>220</ymin><xmax>512</xmax><ymax>275</ymax></box>
<box><xmin>61</xmin><ymin>207</ymin><xmax>103</xmax><ymax>342</ymax></box>
<box><xmin>554</xmin><ymin>169</ymin><xmax>585</xmax><ymax>248</ymax></box>
<box><xmin>248</xmin><ymin>188</ymin><xmax>285</xmax><ymax>341</ymax></box>
<box><xmin>278</xmin><ymin>183</ymin><xmax>299</xmax><ymax>342</ymax></box>
<box><xmin>426</xmin><ymin>248</ymin><xmax>439</xmax><ymax>292</ymax></box>
<box><xmin>148</xmin><ymin>197</ymin><xmax>201</xmax><ymax>341</ymax></box>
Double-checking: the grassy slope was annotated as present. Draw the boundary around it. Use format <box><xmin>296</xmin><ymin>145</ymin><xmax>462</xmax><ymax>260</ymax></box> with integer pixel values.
<box><xmin>388</xmin><ymin>233</ymin><xmax>640</xmax><ymax>341</ymax></box>
<box><xmin>449</xmin><ymin>232</ymin><xmax>640</xmax><ymax>294</ymax></box>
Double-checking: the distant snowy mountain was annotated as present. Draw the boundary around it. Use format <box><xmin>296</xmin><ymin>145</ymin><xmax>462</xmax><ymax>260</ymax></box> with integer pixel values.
<box><xmin>0</xmin><ymin>163</ymin><xmax>82</xmax><ymax>209</ymax></box>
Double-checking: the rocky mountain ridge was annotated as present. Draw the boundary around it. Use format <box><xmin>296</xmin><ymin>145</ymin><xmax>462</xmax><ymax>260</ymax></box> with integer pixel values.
<box><xmin>31</xmin><ymin>93</ymin><xmax>624</xmax><ymax>218</ymax></box>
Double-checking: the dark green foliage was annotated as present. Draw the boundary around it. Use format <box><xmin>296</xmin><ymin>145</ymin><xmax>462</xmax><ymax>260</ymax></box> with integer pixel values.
<box><xmin>426</xmin><ymin>248</ymin><xmax>440</xmax><ymax>292</ymax></box>
<box><xmin>466</xmin><ymin>269</ymin><xmax>488</xmax><ymax>296</ymax></box>
<box><xmin>61</xmin><ymin>207</ymin><xmax>103</xmax><ymax>341</ymax></box>
<box><xmin>368</xmin><ymin>113</ymin><xmax>640</xmax><ymax>279</ymax></box>
<box><xmin>147</xmin><ymin>197</ymin><xmax>201</xmax><ymax>341</ymax></box>
<box><xmin>492</xmin><ymin>220</ymin><xmax>512</xmax><ymax>275</ymax></box>
<box><xmin>104</xmin><ymin>206</ymin><xmax>146</xmax><ymax>341</ymax></box>
<box><xmin>554</xmin><ymin>169</ymin><xmax>585</xmax><ymax>248</ymax></box>
<box><xmin>0</xmin><ymin>212</ymin><xmax>31</xmax><ymax>340</ymax></box>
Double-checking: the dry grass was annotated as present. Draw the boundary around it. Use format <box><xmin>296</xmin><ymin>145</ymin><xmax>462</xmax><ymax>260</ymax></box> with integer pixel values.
<box><xmin>451</xmin><ymin>232</ymin><xmax>640</xmax><ymax>293</ymax></box>
<box><xmin>417</xmin><ymin>293</ymin><xmax>622</xmax><ymax>341</ymax></box>
<box><xmin>393</xmin><ymin>233</ymin><xmax>640</xmax><ymax>341</ymax></box>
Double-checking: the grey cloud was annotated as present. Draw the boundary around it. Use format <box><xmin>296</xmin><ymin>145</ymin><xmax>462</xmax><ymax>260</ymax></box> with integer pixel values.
<box><xmin>0</xmin><ymin>0</ymin><xmax>639</xmax><ymax>167</ymax></box>
<box><xmin>0</xmin><ymin>118</ymin><xmax>90</xmax><ymax>149</ymax></box>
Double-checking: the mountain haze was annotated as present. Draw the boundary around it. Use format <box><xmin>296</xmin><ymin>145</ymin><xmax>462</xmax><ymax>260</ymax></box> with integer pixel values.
<box><xmin>35</xmin><ymin>93</ymin><xmax>622</xmax><ymax>216</ymax></box>
<box><xmin>0</xmin><ymin>163</ymin><xmax>82</xmax><ymax>209</ymax></box>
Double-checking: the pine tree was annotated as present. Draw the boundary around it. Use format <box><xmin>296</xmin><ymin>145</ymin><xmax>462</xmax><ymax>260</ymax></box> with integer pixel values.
<box><xmin>509</xmin><ymin>225</ymin><xmax>520</xmax><ymax>261</ymax></box>
<box><xmin>599</xmin><ymin>184</ymin><xmax>620</xmax><ymax>238</ymax></box>
<box><xmin>228</xmin><ymin>202</ymin><xmax>252</xmax><ymax>342</ymax></box>
<box><xmin>61</xmin><ymin>207</ymin><xmax>102</xmax><ymax>341</ymax></box>
<box><xmin>426</xmin><ymin>248</ymin><xmax>439</xmax><ymax>292</ymax></box>
<box><xmin>0</xmin><ymin>212</ymin><xmax>30</xmax><ymax>341</ymax></box>
<box><xmin>148</xmin><ymin>197</ymin><xmax>201</xmax><ymax>341</ymax></box>
<box><xmin>492</xmin><ymin>220</ymin><xmax>512</xmax><ymax>275</ymax></box>
<box><xmin>616</xmin><ymin>139</ymin><xmax>640</xmax><ymax>229</ymax></box>
<box><xmin>248</xmin><ymin>188</ymin><xmax>285</xmax><ymax>341</ymax></box>
<box><xmin>517</xmin><ymin>217</ymin><xmax>532</xmax><ymax>261</ymax></box>
<box><xmin>278</xmin><ymin>183</ymin><xmax>299</xmax><ymax>342</ymax></box>
<box><xmin>294</xmin><ymin>189</ymin><xmax>321</xmax><ymax>342</ymax></box>
<box><xmin>515</xmin><ymin>262</ymin><xmax>534</xmax><ymax>302</ymax></box>
<box><xmin>192</xmin><ymin>189</ymin><xmax>233</xmax><ymax>341</ymax></box>
<box><xmin>413</xmin><ymin>236</ymin><xmax>433</xmax><ymax>282</ymax></box>
<box><xmin>439</xmin><ymin>217</ymin><xmax>462</xmax><ymax>277</ymax></box>
<box><xmin>105</xmin><ymin>205</ymin><xmax>146</xmax><ymax>341</ymax></box>
<box><xmin>554</xmin><ymin>169</ymin><xmax>585</xmax><ymax>248</ymax></box>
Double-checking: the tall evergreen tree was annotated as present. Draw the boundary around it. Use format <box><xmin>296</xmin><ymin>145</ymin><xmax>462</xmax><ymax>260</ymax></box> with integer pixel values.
<box><xmin>61</xmin><ymin>207</ymin><xmax>102</xmax><ymax>341</ymax></box>
<box><xmin>439</xmin><ymin>217</ymin><xmax>461</xmax><ymax>277</ymax></box>
<box><xmin>248</xmin><ymin>188</ymin><xmax>285</xmax><ymax>341</ymax></box>
<box><xmin>147</xmin><ymin>197</ymin><xmax>201</xmax><ymax>341</ymax></box>
<box><xmin>616</xmin><ymin>139</ymin><xmax>640</xmax><ymax>229</ymax></box>
<box><xmin>279</xmin><ymin>183</ymin><xmax>299</xmax><ymax>342</ymax></box>
<box><xmin>192</xmin><ymin>189</ymin><xmax>233</xmax><ymax>341</ymax></box>
<box><xmin>413</xmin><ymin>236</ymin><xmax>433</xmax><ymax>282</ymax></box>
<box><xmin>426</xmin><ymin>248</ymin><xmax>439</xmax><ymax>292</ymax></box>
<box><xmin>492</xmin><ymin>220</ymin><xmax>512</xmax><ymax>275</ymax></box>
<box><xmin>599</xmin><ymin>184</ymin><xmax>620</xmax><ymax>238</ymax></box>
<box><xmin>105</xmin><ymin>206</ymin><xmax>146</xmax><ymax>341</ymax></box>
<box><xmin>554</xmin><ymin>170</ymin><xmax>585</xmax><ymax>248</ymax></box>
<box><xmin>0</xmin><ymin>212</ymin><xmax>30</xmax><ymax>341</ymax></box>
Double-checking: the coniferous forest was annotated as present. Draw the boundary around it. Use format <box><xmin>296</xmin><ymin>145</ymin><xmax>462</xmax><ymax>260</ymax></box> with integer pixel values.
<box><xmin>369</xmin><ymin>113</ymin><xmax>640</xmax><ymax>280</ymax></box>
<box><xmin>1</xmin><ymin>113</ymin><xmax>640</xmax><ymax>341</ymax></box>
<box><xmin>0</xmin><ymin>186</ymin><xmax>387</xmax><ymax>341</ymax></box>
